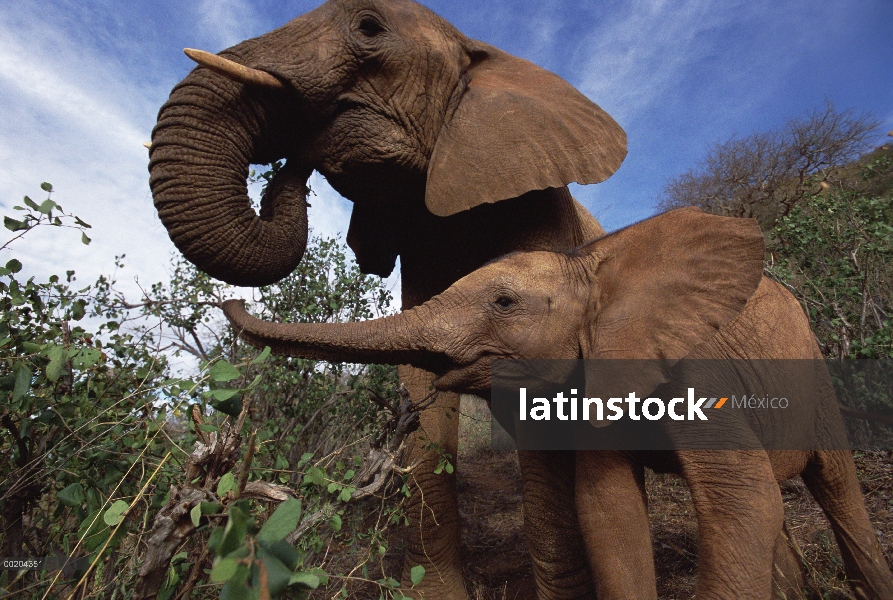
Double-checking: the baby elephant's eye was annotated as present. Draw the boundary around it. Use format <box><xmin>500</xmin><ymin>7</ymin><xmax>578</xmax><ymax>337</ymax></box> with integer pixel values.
<box><xmin>493</xmin><ymin>295</ymin><xmax>515</xmax><ymax>309</ymax></box>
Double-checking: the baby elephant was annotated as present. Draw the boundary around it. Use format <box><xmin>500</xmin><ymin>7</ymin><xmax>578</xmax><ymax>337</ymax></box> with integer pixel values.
<box><xmin>225</xmin><ymin>208</ymin><xmax>893</xmax><ymax>599</ymax></box>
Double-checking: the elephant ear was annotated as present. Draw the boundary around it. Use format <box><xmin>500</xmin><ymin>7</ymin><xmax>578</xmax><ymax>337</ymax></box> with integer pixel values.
<box><xmin>425</xmin><ymin>42</ymin><xmax>627</xmax><ymax>217</ymax></box>
<box><xmin>577</xmin><ymin>208</ymin><xmax>765</xmax><ymax>415</ymax></box>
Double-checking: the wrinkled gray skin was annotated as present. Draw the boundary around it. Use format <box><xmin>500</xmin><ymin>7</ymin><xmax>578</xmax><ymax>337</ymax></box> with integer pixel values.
<box><xmin>224</xmin><ymin>209</ymin><xmax>893</xmax><ymax>599</ymax></box>
<box><xmin>149</xmin><ymin>0</ymin><xmax>627</xmax><ymax>596</ymax></box>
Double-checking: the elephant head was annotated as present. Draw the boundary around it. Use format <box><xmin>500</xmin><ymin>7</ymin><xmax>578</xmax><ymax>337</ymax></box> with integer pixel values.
<box><xmin>150</xmin><ymin>0</ymin><xmax>627</xmax><ymax>287</ymax></box>
<box><xmin>222</xmin><ymin>208</ymin><xmax>766</xmax><ymax>398</ymax></box>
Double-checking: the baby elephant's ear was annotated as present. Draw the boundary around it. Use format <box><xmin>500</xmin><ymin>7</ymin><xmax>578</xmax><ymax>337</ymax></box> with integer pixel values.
<box><xmin>425</xmin><ymin>42</ymin><xmax>627</xmax><ymax>217</ymax></box>
<box><xmin>578</xmin><ymin>208</ymin><xmax>766</xmax><ymax>405</ymax></box>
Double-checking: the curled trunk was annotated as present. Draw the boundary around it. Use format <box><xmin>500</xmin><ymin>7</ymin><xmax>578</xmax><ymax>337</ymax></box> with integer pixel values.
<box><xmin>149</xmin><ymin>46</ymin><xmax>310</xmax><ymax>287</ymax></box>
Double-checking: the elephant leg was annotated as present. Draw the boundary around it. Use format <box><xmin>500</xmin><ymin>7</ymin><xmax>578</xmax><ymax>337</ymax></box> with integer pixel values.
<box><xmin>772</xmin><ymin>521</ymin><xmax>807</xmax><ymax>599</ymax></box>
<box><xmin>680</xmin><ymin>450</ymin><xmax>784</xmax><ymax>599</ymax></box>
<box><xmin>802</xmin><ymin>450</ymin><xmax>893</xmax><ymax>600</ymax></box>
<box><xmin>398</xmin><ymin>365</ymin><xmax>466</xmax><ymax>600</ymax></box>
<box><xmin>575</xmin><ymin>450</ymin><xmax>656</xmax><ymax>600</ymax></box>
<box><xmin>517</xmin><ymin>450</ymin><xmax>595</xmax><ymax>599</ymax></box>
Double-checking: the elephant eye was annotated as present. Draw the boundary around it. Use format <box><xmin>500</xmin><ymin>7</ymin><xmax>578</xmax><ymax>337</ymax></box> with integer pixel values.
<box><xmin>493</xmin><ymin>295</ymin><xmax>515</xmax><ymax>310</ymax></box>
<box><xmin>357</xmin><ymin>15</ymin><xmax>385</xmax><ymax>37</ymax></box>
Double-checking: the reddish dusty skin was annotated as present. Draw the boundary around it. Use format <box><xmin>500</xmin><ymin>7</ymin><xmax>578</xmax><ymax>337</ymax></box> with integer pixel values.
<box><xmin>225</xmin><ymin>209</ymin><xmax>893</xmax><ymax>600</ymax></box>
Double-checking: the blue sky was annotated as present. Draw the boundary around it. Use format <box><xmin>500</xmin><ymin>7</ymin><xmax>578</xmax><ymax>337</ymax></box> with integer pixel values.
<box><xmin>1</xmin><ymin>0</ymin><xmax>891</xmax><ymax>301</ymax></box>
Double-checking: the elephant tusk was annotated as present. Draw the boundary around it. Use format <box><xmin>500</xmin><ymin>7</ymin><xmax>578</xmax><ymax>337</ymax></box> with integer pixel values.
<box><xmin>183</xmin><ymin>48</ymin><xmax>285</xmax><ymax>90</ymax></box>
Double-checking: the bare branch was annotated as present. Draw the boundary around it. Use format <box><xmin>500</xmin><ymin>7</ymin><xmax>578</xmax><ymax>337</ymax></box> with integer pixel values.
<box><xmin>658</xmin><ymin>103</ymin><xmax>881</xmax><ymax>228</ymax></box>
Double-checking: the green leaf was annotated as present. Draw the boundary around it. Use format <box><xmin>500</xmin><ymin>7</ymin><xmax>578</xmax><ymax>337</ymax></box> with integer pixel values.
<box><xmin>201</xmin><ymin>501</ymin><xmax>221</xmax><ymax>515</ymax></box>
<box><xmin>410</xmin><ymin>564</ymin><xmax>425</xmax><ymax>586</ymax></box>
<box><xmin>81</xmin><ymin>232</ymin><xmax>91</xmax><ymax>245</ymax></box>
<box><xmin>58</xmin><ymin>483</ymin><xmax>85</xmax><ymax>508</ymax></box>
<box><xmin>188</xmin><ymin>501</ymin><xmax>221</xmax><ymax>529</ymax></box>
<box><xmin>257</xmin><ymin>548</ymin><xmax>293</xmax><ymax>595</ymax></box>
<box><xmin>303</xmin><ymin>466</ymin><xmax>326</xmax><ymax>486</ymax></box>
<box><xmin>257</xmin><ymin>498</ymin><xmax>301</xmax><ymax>543</ymax></box>
<box><xmin>78</xmin><ymin>510</ymin><xmax>109</xmax><ymax>552</ymax></box>
<box><xmin>244</xmin><ymin>374</ymin><xmax>262</xmax><ymax>391</ymax></box>
<box><xmin>190</xmin><ymin>504</ymin><xmax>202</xmax><ymax>528</ymax></box>
<box><xmin>6</xmin><ymin>259</ymin><xmax>22</xmax><ymax>273</ymax></box>
<box><xmin>210</xmin><ymin>394</ymin><xmax>242</xmax><ymax>417</ymax></box>
<box><xmin>70</xmin><ymin>299</ymin><xmax>86</xmax><ymax>321</ymax></box>
<box><xmin>209</xmin><ymin>360</ymin><xmax>241</xmax><ymax>382</ymax></box>
<box><xmin>274</xmin><ymin>454</ymin><xmax>289</xmax><ymax>471</ymax></box>
<box><xmin>445</xmin><ymin>462</ymin><xmax>454</xmax><ymax>475</ymax></box>
<box><xmin>252</xmin><ymin>346</ymin><xmax>271</xmax><ymax>364</ymax></box>
<box><xmin>207</xmin><ymin>388</ymin><xmax>241</xmax><ymax>401</ymax></box>
<box><xmin>103</xmin><ymin>499</ymin><xmax>129</xmax><ymax>526</ymax></box>
<box><xmin>208</xmin><ymin>524</ymin><xmax>225</xmax><ymax>554</ymax></box>
<box><xmin>40</xmin><ymin>182</ymin><xmax>53</xmax><ymax>192</ymax></box>
<box><xmin>13</xmin><ymin>365</ymin><xmax>31</xmax><ymax>401</ymax></box>
<box><xmin>71</xmin><ymin>348</ymin><xmax>101</xmax><ymax>369</ymax></box>
<box><xmin>328</xmin><ymin>514</ymin><xmax>342</xmax><ymax>532</ymax></box>
<box><xmin>4</xmin><ymin>216</ymin><xmax>28</xmax><ymax>231</ymax></box>
<box><xmin>210</xmin><ymin>557</ymin><xmax>239</xmax><ymax>583</ymax></box>
<box><xmin>217</xmin><ymin>472</ymin><xmax>235</xmax><ymax>498</ymax></box>
<box><xmin>23</xmin><ymin>196</ymin><xmax>39</xmax><ymax>210</ymax></box>
<box><xmin>217</xmin><ymin>506</ymin><xmax>248</xmax><ymax>558</ymax></box>
<box><xmin>38</xmin><ymin>199</ymin><xmax>56</xmax><ymax>215</ymax></box>
<box><xmin>45</xmin><ymin>345</ymin><xmax>68</xmax><ymax>382</ymax></box>
<box><xmin>220</xmin><ymin>577</ymin><xmax>251</xmax><ymax>600</ymax></box>
<box><xmin>259</xmin><ymin>539</ymin><xmax>300</xmax><ymax>571</ymax></box>
<box><xmin>289</xmin><ymin>571</ymin><xmax>321</xmax><ymax>590</ymax></box>
<box><xmin>74</xmin><ymin>216</ymin><xmax>91</xmax><ymax>228</ymax></box>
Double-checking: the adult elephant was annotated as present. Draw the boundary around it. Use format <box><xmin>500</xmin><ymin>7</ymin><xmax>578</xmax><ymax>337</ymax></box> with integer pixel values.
<box><xmin>148</xmin><ymin>0</ymin><xmax>625</xmax><ymax>597</ymax></box>
<box><xmin>221</xmin><ymin>208</ymin><xmax>893</xmax><ymax>599</ymax></box>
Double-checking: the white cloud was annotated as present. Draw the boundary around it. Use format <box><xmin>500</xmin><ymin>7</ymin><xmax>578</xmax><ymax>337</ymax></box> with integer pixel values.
<box><xmin>0</xmin><ymin>8</ymin><xmax>170</xmax><ymax>297</ymax></box>
<box><xmin>563</xmin><ymin>0</ymin><xmax>844</xmax><ymax>229</ymax></box>
<box><xmin>576</xmin><ymin>0</ymin><xmax>740</xmax><ymax>126</ymax></box>
<box><xmin>196</xmin><ymin>0</ymin><xmax>264</xmax><ymax>50</ymax></box>
<box><xmin>0</xmin><ymin>2</ymin><xmax>366</xmax><ymax>308</ymax></box>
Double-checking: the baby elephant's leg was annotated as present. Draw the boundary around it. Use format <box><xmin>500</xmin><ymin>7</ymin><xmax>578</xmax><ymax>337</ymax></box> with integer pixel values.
<box><xmin>518</xmin><ymin>450</ymin><xmax>595</xmax><ymax>599</ymax></box>
<box><xmin>680</xmin><ymin>450</ymin><xmax>784</xmax><ymax>599</ymax></box>
<box><xmin>575</xmin><ymin>450</ymin><xmax>657</xmax><ymax>600</ymax></box>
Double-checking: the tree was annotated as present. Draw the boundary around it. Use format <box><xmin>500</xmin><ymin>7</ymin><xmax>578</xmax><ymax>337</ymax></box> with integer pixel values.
<box><xmin>768</xmin><ymin>148</ymin><xmax>893</xmax><ymax>362</ymax></box>
<box><xmin>0</xmin><ymin>185</ymin><xmax>171</xmax><ymax>593</ymax></box>
<box><xmin>658</xmin><ymin>103</ymin><xmax>881</xmax><ymax>229</ymax></box>
<box><xmin>1</xmin><ymin>182</ymin><xmax>414</xmax><ymax>599</ymax></box>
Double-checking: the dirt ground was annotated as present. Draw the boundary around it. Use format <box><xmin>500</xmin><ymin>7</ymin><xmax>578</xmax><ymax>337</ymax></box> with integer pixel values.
<box><xmin>455</xmin><ymin>395</ymin><xmax>893</xmax><ymax>600</ymax></box>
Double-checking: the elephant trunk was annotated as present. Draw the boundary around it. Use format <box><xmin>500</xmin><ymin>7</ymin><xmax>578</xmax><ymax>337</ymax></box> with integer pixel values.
<box><xmin>222</xmin><ymin>299</ymin><xmax>450</xmax><ymax>373</ymax></box>
<box><xmin>149</xmin><ymin>43</ymin><xmax>311</xmax><ymax>287</ymax></box>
